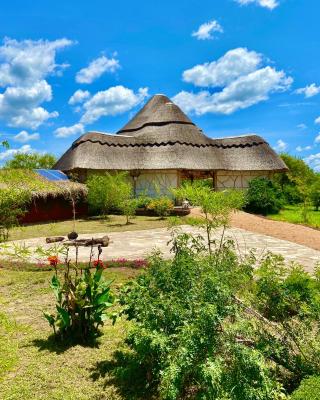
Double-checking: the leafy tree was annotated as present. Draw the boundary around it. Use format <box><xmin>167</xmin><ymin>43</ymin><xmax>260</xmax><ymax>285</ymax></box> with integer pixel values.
<box><xmin>245</xmin><ymin>177</ymin><xmax>284</xmax><ymax>215</ymax></box>
<box><xmin>4</xmin><ymin>152</ymin><xmax>57</xmax><ymax>169</ymax></box>
<box><xmin>173</xmin><ymin>182</ymin><xmax>244</xmax><ymax>253</ymax></box>
<box><xmin>1</xmin><ymin>140</ymin><xmax>9</xmax><ymax>149</ymax></box>
<box><xmin>87</xmin><ymin>172</ymin><xmax>133</xmax><ymax>221</ymax></box>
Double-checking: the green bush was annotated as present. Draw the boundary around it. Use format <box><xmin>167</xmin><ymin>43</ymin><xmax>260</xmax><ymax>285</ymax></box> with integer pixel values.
<box><xmin>119</xmin><ymin>235</ymin><xmax>285</xmax><ymax>400</ymax></box>
<box><xmin>147</xmin><ymin>196</ymin><xmax>174</xmax><ymax>218</ymax></box>
<box><xmin>0</xmin><ymin>187</ymin><xmax>31</xmax><ymax>241</ymax></box>
<box><xmin>291</xmin><ymin>376</ymin><xmax>320</xmax><ymax>400</ymax></box>
<box><xmin>245</xmin><ymin>177</ymin><xmax>284</xmax><ymax>215</ymax></box>
<box><xmin>87</xmin><ymin>172</ymin><xmax>133</xmax><ymax>221</ymax></box>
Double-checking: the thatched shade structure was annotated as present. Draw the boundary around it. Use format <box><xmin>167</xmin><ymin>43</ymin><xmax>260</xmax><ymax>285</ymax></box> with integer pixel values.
<box><xmin>0</xmin><ymin>169</ymin><xmax>87</xmax><ymax>223</ymax></box>
<box><xmin>55</xmin><ymin>94</ymin><xmax>287</xmax><ymax>196</ymax></box>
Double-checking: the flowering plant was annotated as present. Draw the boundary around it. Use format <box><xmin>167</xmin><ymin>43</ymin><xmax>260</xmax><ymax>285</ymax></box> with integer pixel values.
<box><xmin>43</xmin><ymin>245</ymin><xmax>114</xmax><ymax>342</ymax></box>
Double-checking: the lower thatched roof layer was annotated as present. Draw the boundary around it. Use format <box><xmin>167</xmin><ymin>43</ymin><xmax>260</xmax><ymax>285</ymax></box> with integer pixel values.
<box><xmin>0</xmin><ymin>169</ymin><xmax>87</xmax><ymax>199</ymax></box>
<box><xmin>54</xmin><ymin>132</ymin><xmax>287</xmax><ymax>172</ymax></box>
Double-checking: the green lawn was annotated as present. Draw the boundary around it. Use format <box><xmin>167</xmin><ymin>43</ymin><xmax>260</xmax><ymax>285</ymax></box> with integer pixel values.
<box><xmin>10</xmin><ymin>214</ymin><xmax>180</xmax><ymax>241</ymax></box>
<box><xmin>0</xmin><ymin>264</ymin><xmax>152</xmax><ymax>400</ymax></box>
<box><xmin>268</xmin><ymin>205</ymin><xmax>320</xmax><ymax>229</ymax></box>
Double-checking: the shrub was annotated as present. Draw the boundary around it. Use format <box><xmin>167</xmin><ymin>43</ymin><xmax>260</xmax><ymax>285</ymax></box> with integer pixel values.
<box><xmin>291</xmin><ymin>376</ymin><xmax>320</xmax><ymax>400</ymax></box>
<box><xmin>147</xmin><ymin>197</ymin><xmax>174</xmax><ymax>218</ymax></box>
<box><xmin>119</xmin><ymin>198</ymin><xmax>138</xmax><ymax>224</ymax></box>
<box><xmin>310</xmin><ymin>176</ymin><xmax>320</xmax><ymax>211</ymax></box>
<box><xmin>0</xmin><ymin>187</ymin><xmax>31</xmax><ymax>241</ymax></box>
<box><xmin>87</xmin><ymin>172</ymin><xmax>133</xmax><ymax>221</ymax></box>
<box><xmin>119</xmin><ymin>235</ymin><xmax>285</xmax><ymax>400</ymax></box>
<box><xmin>245</xmin><ymin>177</ymin><xmax>284</xmax><ymax>215</ymax></box>
<box><xmin>135</xmin><ymin>192</ymin><xmax>153</xmax><ymax>209</ymax></box>
<box><xmin>43</xmin><ymin>248</ymin><xmax>114</xmax><ymax>342</ymax></box>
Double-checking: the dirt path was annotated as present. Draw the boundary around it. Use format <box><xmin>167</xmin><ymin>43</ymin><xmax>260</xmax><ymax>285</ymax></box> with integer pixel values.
<box><xmin>230</xmin><ymin>211</ymin><xmax>320</xmax><ymax>251</ymax></box>
<box><xmin>191</xmin><ymin>208</ymin><xmax>320</xmax><ymax>251</ymax></box>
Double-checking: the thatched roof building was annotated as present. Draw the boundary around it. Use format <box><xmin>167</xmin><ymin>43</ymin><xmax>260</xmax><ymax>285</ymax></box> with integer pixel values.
<box><xmin>55</xmin><ymin>94</ymin><xmax>287</xmax><ymax>195</ymax></box>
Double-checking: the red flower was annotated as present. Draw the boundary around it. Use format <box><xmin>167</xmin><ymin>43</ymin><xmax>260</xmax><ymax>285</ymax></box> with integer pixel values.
<box><xmin>48</xmin><ymin>256</ymin><xmax>59</xmax><ymax>267</ymax></box>
<box><xmin>93</xmin><ymin>260</ymin><xmax>104</xmax><ymax>269</ymax></box>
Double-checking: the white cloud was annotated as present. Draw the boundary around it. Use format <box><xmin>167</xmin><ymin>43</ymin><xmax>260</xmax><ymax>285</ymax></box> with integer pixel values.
<box><xmin>305</xmin><ymin>153</ymin><xmax>320</xmax><ymax>171</ymax></box>
<box><xmin>0</xmin><ymin>37</ymin><xmax>72</xmax><ymax>129</ymax></box>
<box><xmin>315</xmin><ymin>133</ymin><xmax>320</xmax><ymax>143</ymax></box>
<box><xmin>235</xmin><ymin>0</ymin><xmax>279</xmax><ymax>10</ymax></box>
<box><xmin>0</xmin><ymin>80</ymin><xmax>58</xmax><ymax>128</ymax></box>
<box><xmin>182</xmin><ymin>48</ymin><xmax>262</xmax><ymax>88</ymax></box>
<box><xmin>76</xmin><ymin>55</ymin><xmax>120</xmax><ymax>84</ymax></box>
<box><xmin>296</xmin><ymin>145</ymin><xmax>312</xmax><ymax>152</ymax></box>
<box><xmin>54</xmin><ymin>123</ymin><xmax>85</xmax><ymax>138</ymax></box>
<box><xmin>80</xmin><ymin>85</ymin><xmax>149</xmax><ymax>124</ymax></box>
<box><xmin>174</xmin><ymin>66</ymin><xmax>292</xmax><ymax>115</ymax></box>
<box><xmin>0</xmin><ymin>37</ymin><xmax>73</xmax><ymax>87</ymax></box>
<box><xmin>0</xmin><ymin>144</ymin><xmax>32</xmax><ymax>160</ymax></box>
<box><xmin>315</xmin><ymin>116</ymin><xmax>320</xmax><ymax>125</ymax></box>
<box><xmin>68</xmin><ymin>89</ymin><xmax>91</xmax><ymax>105</ymax></box>
<box><xmin>296</xmin><ymin>83</ymin><xmax>320</xmax><ymax>98</ymax></box>
<box><xmin>297</xmin><ymin>123</ymin><xmax>307</xmax><ymax>130</ymax></box>
<box><xmin>192</xmin><ymin>20</ymin><xmax>223</xmax><ymax>40</ymax></box>
<box><xmin>14</xmin><ymin>130</ymin><xmax>40</xmax><ymax>143</ymax></box>
<box><xmin>273</xmin><ymin>139</ymin><xmax>287</xmax><ymax>152</ymax></box>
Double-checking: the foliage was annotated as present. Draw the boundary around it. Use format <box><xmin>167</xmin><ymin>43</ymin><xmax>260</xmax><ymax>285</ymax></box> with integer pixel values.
<box><xmin>135</xmin><ymin>191</ymin><xmax>153</xmax><ymax>209</ymax></box>
<box><xmin>1</xmin><ymin>140</ymin><xmax>9</xmax><ymax>149</ymax></box>
<box><xmin>0</xmin><ymin>187</ymin><xmax>31</xmax><ymax>241</ymax></box>
<box><xmin>147</xmin><ymin>196</ymin><xmax>174</xmax><ymax>218</ymax></box>
<box><xmin>291</xmin><ymin>376</ymin><xmax>320</xmax><ymax>400</ymax></box>
<box><xmin>119</xmin><ymin>198</ymin><xmax>138</xmax><ymax>224</ymax></box>
<box><xmin>173</xmin><ymin>182</ymin><xmax>245</xmax><ymax>253</ymax></box>
<box><xmin>245</xmin><ymin>177</ymin><xmax>284</xmax><ymax>215</ymax></box>
<box><xmin>87</xmin><ymin>172</ymin><xmax>133</xmax><ymax>220</ymax></box>
<box><xmin>310</xmin><ymin>175</ymin><xmax>320</xmax><ymax>211</ymax></box>
<box><xmin>43</xmin><ymin>247</ymin><xmax>114</xmax><ymax>342</ymax></box>
<box><xmin>119</xmin><ymin>234</ymin><xmax>287</xmax><ymax>400</ymax></box>
<box><xmin>4</xmin><ymin>152</ymin><xmax>57</xmax><ymax>169</ymax></box>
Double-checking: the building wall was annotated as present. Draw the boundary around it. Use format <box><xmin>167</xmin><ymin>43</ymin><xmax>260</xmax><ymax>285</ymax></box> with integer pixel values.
<box><xmin>135</xmin><ymin>170</ymin><xmax>179</xmax><ymax>197</ymax></box>
<box><xmin>216</xmin><ymin>170</ymin><xmax>273</xmax><ymax>190</ymax></box>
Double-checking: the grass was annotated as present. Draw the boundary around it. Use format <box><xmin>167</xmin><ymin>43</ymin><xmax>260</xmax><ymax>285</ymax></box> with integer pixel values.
<box><xmin>9</xmin><ymin>214</ymin><xmax>182</xmax><ymax>241</ymax></box>
<box><xmin>268</xmin><ymin>205</ymin><xmax>320</xmax><ymax>229</ymax></box>
<box><xmin>0</xmin><ymin>264</ymin><xmax>152</xmax><ymax>400</ymax></box>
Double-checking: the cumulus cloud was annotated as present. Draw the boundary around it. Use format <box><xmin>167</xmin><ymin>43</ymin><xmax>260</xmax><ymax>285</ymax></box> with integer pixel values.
<box><xmin>315</xmin><ymin>116</ymin><xmax>320</xmax><ymax>125</ymax></box>
<box><xmin>0</xmin><ymin>37</ymin><xmax>73</xmax><ymax>87</ymax></box>
<box><xmin>13</xmin><ymin>130</ymin><xmax>40</xmax><ymax>142</ymax></box>
<box><xmin>80</xmin><ymin>85</ymin><xmax>149</xmax><ymax>124</ymax></box>
<box><xmin>296</xmin><ymin>145</ymin><xmax>312</xmax><ymax>152</ymax></box>
<box><xmin>174</xmin><ymin>49</ymin><xmax>292</xmax><ymax>116</ymax></box>
<box><xmin>0</xmin><ymin>37</ymin><xmax>72</xmax><ymax>129</ymax></box>
<box><xmin>76</xmin><ymin>55</ymin><xmax>120</xmax><ymax>84</ymax></box>
<box><xmin>235</xmin><ymin>0</ymin><xmax>279</xmax><ymax>10</ymax></box>
<box><xmin>192</xmin><ymin>20</ymin><xmax>223</xmax><ymax>40</ymax></box>
<box><xmin>54</xmin><ymin>123</ymin><xmax>85</xmax><ymax>138</ymax></box>
<box><xmin>296</xmin><ymin>83</ymin><xmax>320</xmax><ymax>98</ymax></box>
<box><xmin>0</xmin><ymin>144</ymin><xmax>32</xmax><ymax>161</ymax></box>
<box><xmin>273</xmin><ymin>139</ymin><xmax>287</xmax><ymax>152</ymax></box>
<box><xmin>182</xmin><ymin>48</ymin><xmax>261</xmax><ymax>88</ymax></box>
<box><xmin>68</xmin><ymin>89</ymin><xmax>91</xmax><ymax>105</ymax></box>
<box><xmin>0</xmin><ymin>80</ymin><xmax>58</xmax><ymax>128</ymax></box>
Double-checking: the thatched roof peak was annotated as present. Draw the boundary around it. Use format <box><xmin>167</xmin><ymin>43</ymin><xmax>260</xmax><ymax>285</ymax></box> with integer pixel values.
<box><xmin>117</xmin><ymin>94</ymin><xmax>197</xmax><ymax>136</ymax></box>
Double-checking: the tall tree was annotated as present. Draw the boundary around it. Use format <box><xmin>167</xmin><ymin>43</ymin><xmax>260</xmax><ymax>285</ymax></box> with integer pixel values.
<box><xmin>4</xmin><ymin>152</ymin><xmax>57</xmax><ymax>169</ymax></box>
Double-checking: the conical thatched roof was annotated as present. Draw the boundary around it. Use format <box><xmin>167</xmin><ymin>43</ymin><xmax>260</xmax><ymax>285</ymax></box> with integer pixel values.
<box><xmin>54</xmin><ymin>94</ymin><xmax>287</xmax><ymax>172</ymax></box>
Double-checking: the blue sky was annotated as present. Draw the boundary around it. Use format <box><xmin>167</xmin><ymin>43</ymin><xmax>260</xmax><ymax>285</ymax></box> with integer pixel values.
<box><xmin>0</xmin><ymin>0</ymin><xmax>320</xmax><ymax>170</ymax></box>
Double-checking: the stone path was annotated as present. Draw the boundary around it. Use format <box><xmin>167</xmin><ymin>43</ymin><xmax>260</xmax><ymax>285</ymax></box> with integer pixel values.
<box><xmin>2</xmin><ymin>225</ymin><xmax>320</xmax><ymax>272</ymax></box>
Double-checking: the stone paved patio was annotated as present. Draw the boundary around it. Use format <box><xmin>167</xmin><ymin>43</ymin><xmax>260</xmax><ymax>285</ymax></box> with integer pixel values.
<box><xmin>2</xmin><ymin>225</ymin><xmax>320</xmax><ymax>272</ymax></box>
